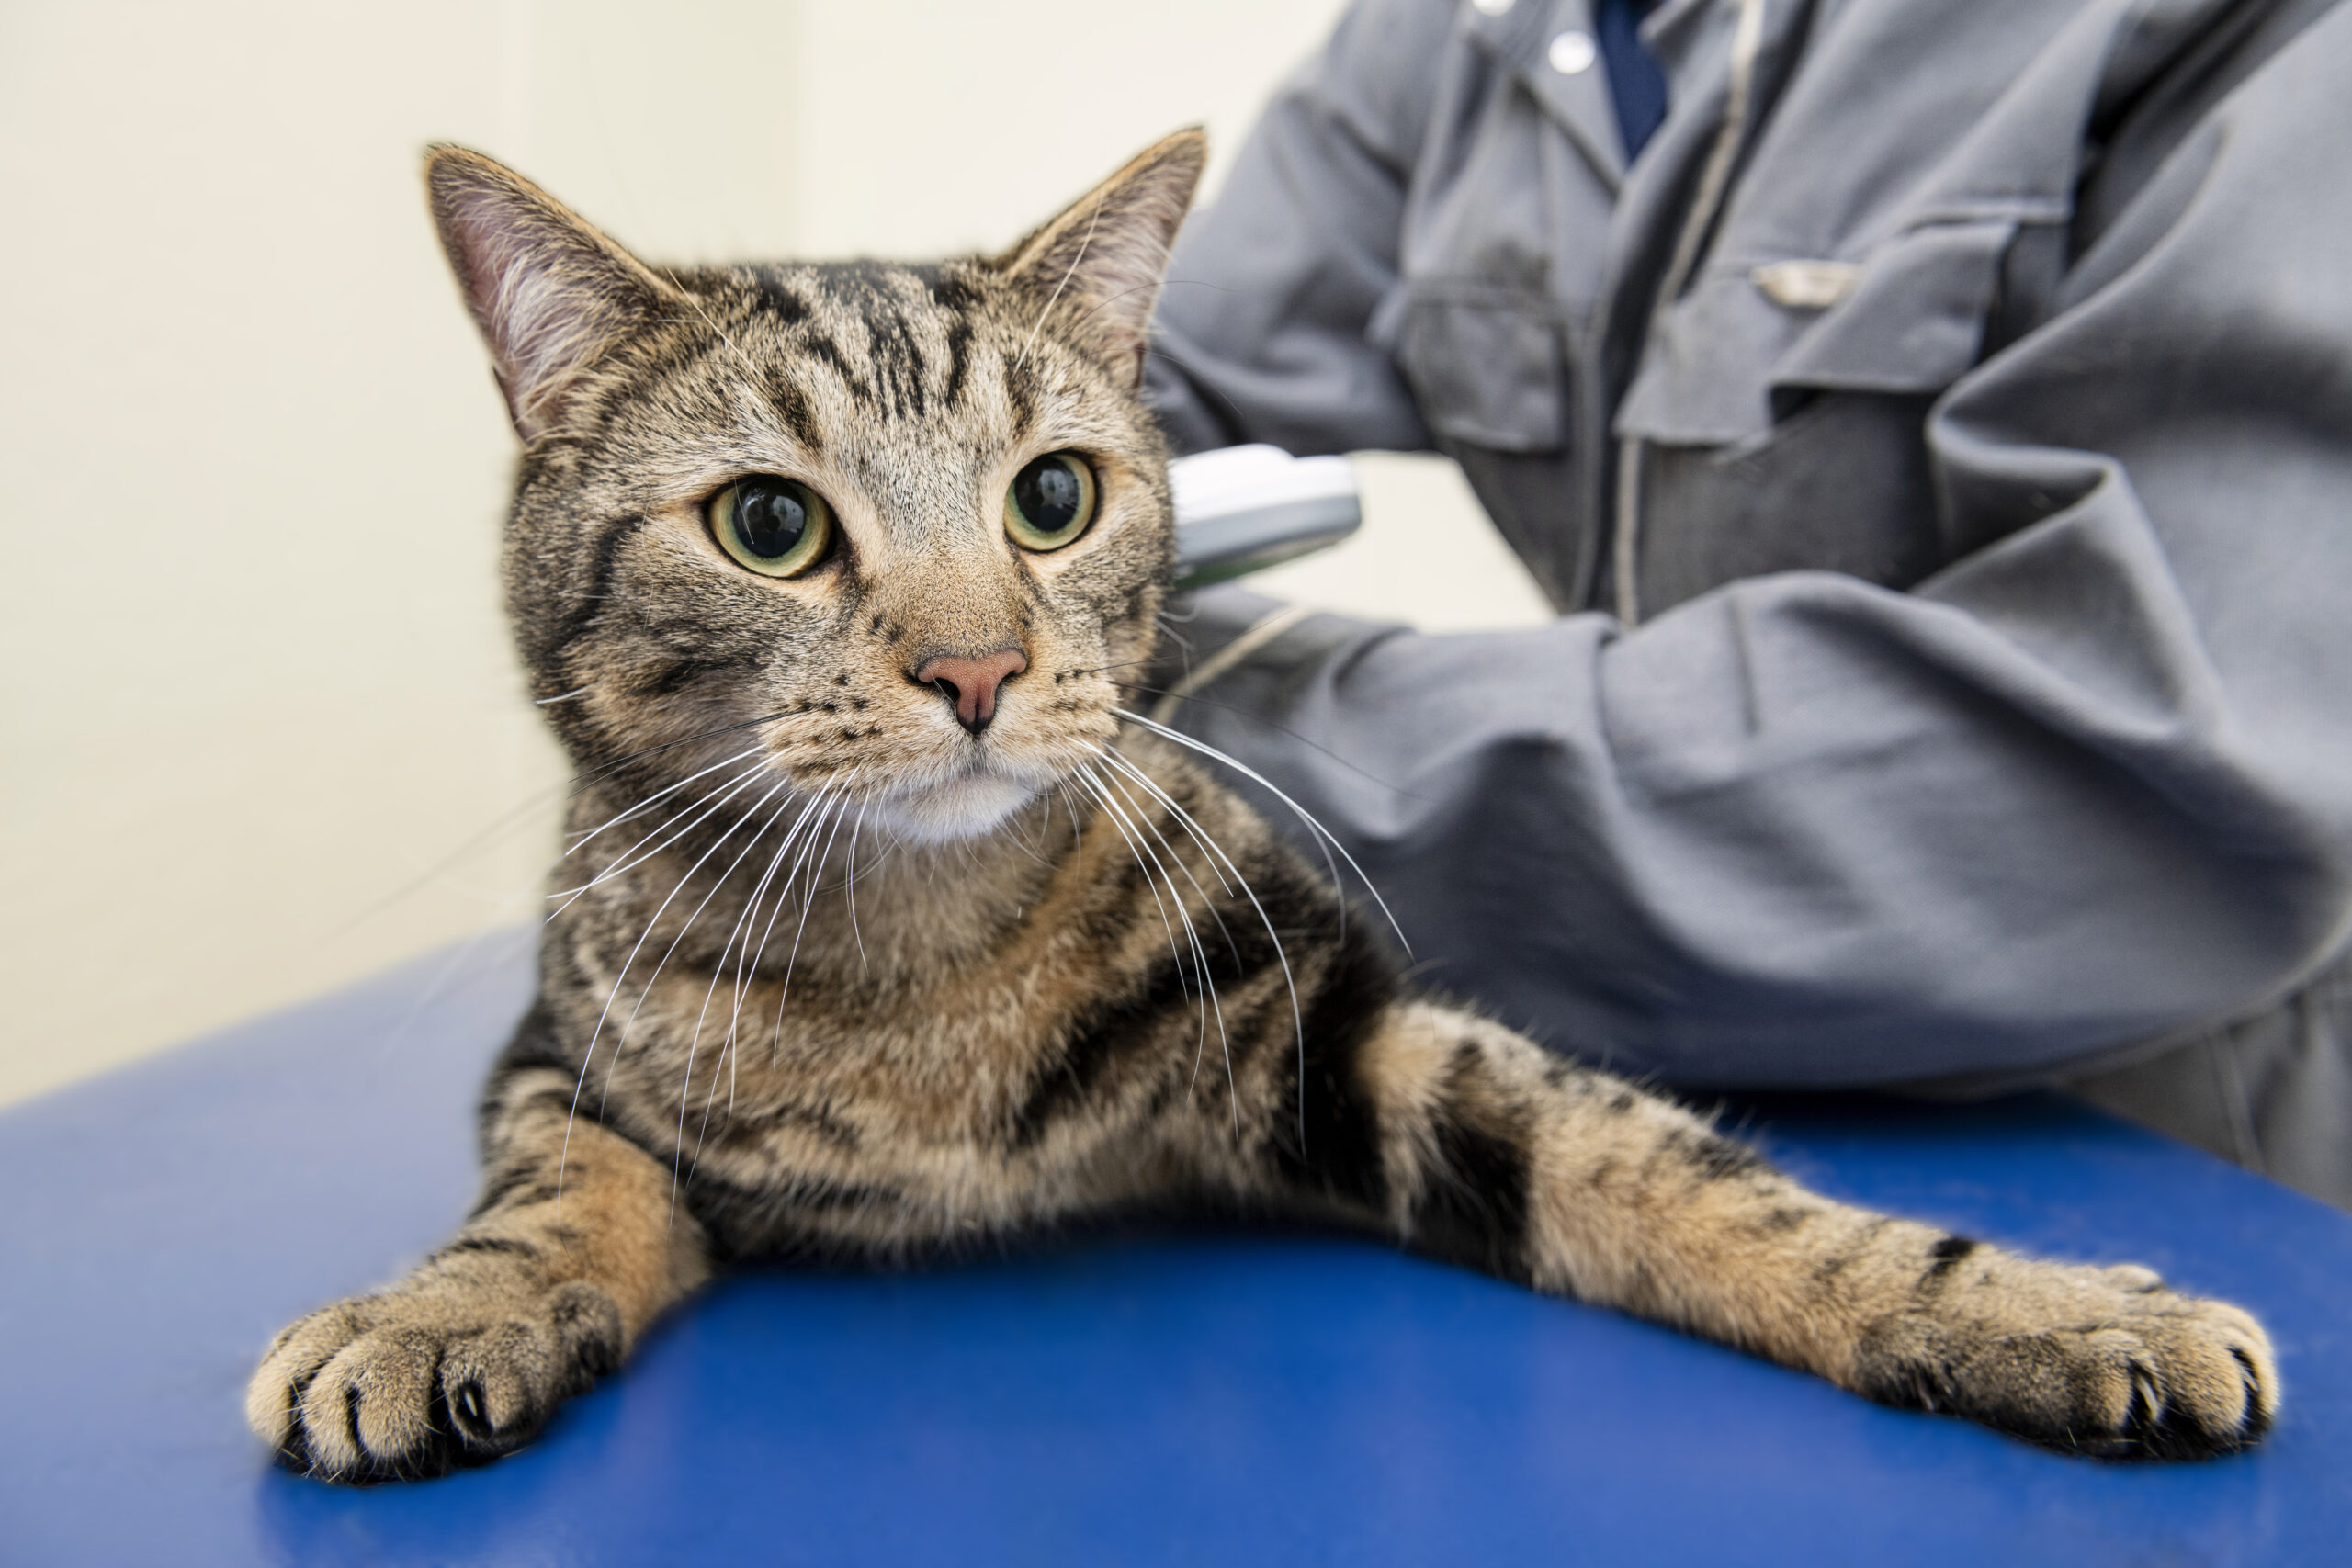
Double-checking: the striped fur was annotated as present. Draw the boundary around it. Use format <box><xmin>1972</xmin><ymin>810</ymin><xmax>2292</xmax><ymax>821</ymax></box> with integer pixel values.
<box><xmin>247</xmin><ymin>132</ymin><xmax>2277</xmax><ymax>1481</ymax></box>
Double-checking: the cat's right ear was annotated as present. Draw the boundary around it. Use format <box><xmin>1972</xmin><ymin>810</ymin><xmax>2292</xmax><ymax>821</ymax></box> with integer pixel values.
<box><xmin>995</xmin><ymin>128</ymin><xmax>1207</xmax><ymax>389</ymax></box>
<box><xmin>424</xmin><ymin>146</ymin><xmax>680</xmax><ymax>441</ymax></box>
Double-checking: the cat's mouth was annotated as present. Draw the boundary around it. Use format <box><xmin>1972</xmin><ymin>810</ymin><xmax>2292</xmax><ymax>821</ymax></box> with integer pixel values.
<box><xmin>864</xmin><ymin>756</ymin><xmax>1051</xmax><ymax>845</ymax></box>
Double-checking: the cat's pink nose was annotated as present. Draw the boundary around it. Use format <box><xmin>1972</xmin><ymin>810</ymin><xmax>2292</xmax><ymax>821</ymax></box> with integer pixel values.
<box><xmin>913</xmin><ymin>649</ymin><xmax>1027</xmax><ymax>736</ymax></box>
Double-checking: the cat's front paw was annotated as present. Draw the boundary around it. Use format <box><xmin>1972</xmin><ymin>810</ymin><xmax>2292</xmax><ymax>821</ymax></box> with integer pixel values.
<box><xmin>1856</xmin><ymin>1257</ymin><xmax>2277</xmax><ymax>1460</ymax></box>
<box><xmin>245</xmin><ymin>1279</ymin><xmax>624</xmax><ymax>1483</ymax></box>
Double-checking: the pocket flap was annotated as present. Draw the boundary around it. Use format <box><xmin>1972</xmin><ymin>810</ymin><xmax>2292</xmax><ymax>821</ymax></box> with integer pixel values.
<box><xmin>1614</xmin><ymin>265</ymin><xmax>1815</xmax><ymax>446</ymax></box>
<box><xmin>1614</xmin><ymin>218</ymin><xmax>2016</xmax><ymax>446</ymax></box>
<box><xmin>1769</xmin><ymin>218</ymin><xmax>2016</xmax><ymax>396</ymax></box>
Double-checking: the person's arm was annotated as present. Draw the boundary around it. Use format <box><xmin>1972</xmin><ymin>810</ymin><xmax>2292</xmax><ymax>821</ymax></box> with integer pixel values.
<box><xmin>1161</xmin><ymin>6</ymin><xmax>2352</xmax><ymax>1089</ymax></box>
<box><xmin>1143</xmin><ymin>0</ymin><xmax>1450</xmax><ymax>457</ymax></box>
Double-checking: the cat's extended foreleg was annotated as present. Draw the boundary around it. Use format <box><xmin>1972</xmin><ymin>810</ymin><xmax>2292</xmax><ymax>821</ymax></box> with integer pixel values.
<box><xmin>244</xmin><ymin>1057</ymin><xmax>710</xmax><ymax>1481</ymax></box>
<box><xmin>1261</xmin><ymin>998</ymin><xmax>2277</xmax><ymax>1459</ymax></box>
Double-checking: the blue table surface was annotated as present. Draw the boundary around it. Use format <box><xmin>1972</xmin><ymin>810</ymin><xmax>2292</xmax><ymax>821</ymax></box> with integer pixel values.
<box><xmin>5</xmin><ymin>929</ymin><xmax>2349</xmax><ymax>1567</ymax></box>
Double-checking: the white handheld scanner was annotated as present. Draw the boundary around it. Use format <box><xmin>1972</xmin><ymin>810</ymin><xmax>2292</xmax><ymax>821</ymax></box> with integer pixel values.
<box><xmin>1169</xmin><ymin>445</ymin><xmax>1361</xmax><ymax>591</ymax></box>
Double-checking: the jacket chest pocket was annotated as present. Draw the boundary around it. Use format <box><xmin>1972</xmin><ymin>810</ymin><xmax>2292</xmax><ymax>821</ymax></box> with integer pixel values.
<box><xmin>1618</xmin><ymin>219</ymin><xmax>2022</xmax><ymax>611</ymax></box>
<box><xmin>1382</xmin><ymin>59</ymin><xmax>1611</xmax><ymax>460</ymax></box>
<box><xmin>1392</xmin><ymin>288</ymin><xmax>1570</xmax><ymax>455</ymax></box>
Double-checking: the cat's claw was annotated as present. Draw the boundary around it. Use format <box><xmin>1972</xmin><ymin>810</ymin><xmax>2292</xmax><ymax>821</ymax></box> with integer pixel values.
<box><xmin>246</xmin><ymin>1281</ymin><xmax>623</xmax><ymax>1483</ymax></box>
<box><xmin>1856</xmin><ymin>1265</ymin><xmax>2276</xmax><ymax>1460</ymax></box>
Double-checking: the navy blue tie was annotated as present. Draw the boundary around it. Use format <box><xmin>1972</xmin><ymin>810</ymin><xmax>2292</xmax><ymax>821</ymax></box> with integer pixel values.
<box><xmin>1595</xmin><ymin>0</ymin><xmax>1668</xmax><ymax>160</ymax></box>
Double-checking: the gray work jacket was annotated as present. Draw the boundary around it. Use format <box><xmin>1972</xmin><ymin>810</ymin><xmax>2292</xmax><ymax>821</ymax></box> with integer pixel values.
<box><xmin>1144</xmin><ymin>0</ymin><xmax>2352</xmax><ymax>1202</ymax></box>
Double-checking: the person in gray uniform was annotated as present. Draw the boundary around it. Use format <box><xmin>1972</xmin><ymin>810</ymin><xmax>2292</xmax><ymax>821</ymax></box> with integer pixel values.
<box><xmin>1143</xmin><ymin>0</ymin><xmax>2352</xmax><ymax>1206</ymax></box>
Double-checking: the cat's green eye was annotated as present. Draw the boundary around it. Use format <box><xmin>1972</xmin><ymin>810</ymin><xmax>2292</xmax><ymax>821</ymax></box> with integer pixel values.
<box><xmin>711</xmin><ymin>476</ymin><xmax>834</xmax><ymax>578</ymax></box>
<box><xmin>1004</xmin><ymin>452</ymin><xmax>1098</xmax><ymax>552</ymax></box>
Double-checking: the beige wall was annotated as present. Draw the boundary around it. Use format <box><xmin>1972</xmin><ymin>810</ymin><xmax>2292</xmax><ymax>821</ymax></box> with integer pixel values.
<box><xmin>0</xmin><ymin>0</ymin><xmax>1546</xmax><ymax>1107</ymax></box>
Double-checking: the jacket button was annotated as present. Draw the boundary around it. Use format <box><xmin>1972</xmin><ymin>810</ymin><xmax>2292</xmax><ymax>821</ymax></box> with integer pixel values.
<box><xmin>1548</xmin><ymin>29</ymin><xmax>1598</xmax><ymax>73</ymax></box>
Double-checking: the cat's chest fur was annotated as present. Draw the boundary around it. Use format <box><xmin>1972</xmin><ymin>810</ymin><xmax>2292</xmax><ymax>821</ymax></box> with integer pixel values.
<box><xmin>542</xmin><ymin>739</ymin><xmax>1279</xmax><ymax>1234</ymax></box>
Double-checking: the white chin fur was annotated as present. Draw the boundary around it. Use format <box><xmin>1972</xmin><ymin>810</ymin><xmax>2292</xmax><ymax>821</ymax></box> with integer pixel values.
<box><xmin>868</xmin><ymin>770</ymin><xmax>1042</xmax><ymax>845</ymax></box>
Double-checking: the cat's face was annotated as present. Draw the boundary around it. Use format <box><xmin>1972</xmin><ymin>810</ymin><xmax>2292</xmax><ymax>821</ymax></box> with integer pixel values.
<box><xmin>429</xmin><ymin>134</ymin><xmax>1205</xmax><ymax>842</ymax></box>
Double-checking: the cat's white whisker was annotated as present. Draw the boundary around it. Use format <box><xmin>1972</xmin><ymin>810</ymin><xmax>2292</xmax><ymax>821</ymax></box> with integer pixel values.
<box><xmin>684</xmin><ymin>775</ymin><xmax>841</xmax><ymax>1157</ymax></box>
<box><xmin>591</xmin><ymin>770</ymin><xmax>792</xmax><ymax>1119</ymax></box>
<box><xmin>1071</xmin><ymin>763</ymin><xmax>1183</xmax><ymax>976</ymax></box>
<box><xmin>1098</xmin><ymin>759</ymin><xmax>1216</xmax><ymax>975</ymax></box>
<box><xmin>623</xmin><ymin>776</ymin><xmax>799</xmax><ymax>1058</ymax></box>
<box><xmin>1087</xmin><ymin>751</ymin><xmax>1260</xmax><ymax>1119</ymax></box>
<box><xmin>991</xmin><ymin>792</ymin><xmax>1064</xmax><ymax>872</ymax></box>
<box><xmin>765</xmin><ymin>789</ymin><xmax>854</xmax><ymax>1066</ymax></box>
<box><xmin>1114</xmin><ymin>706</ymin><xmax>1351</xmax><ymax>937</ymax></box>
<box><xmin>336</xmin><ymin>773</ymin><xmax>580</xmax><ymax>942</ymax></box>
<box><xmin>1091</xmin><ymin>740</ymin><xmax>1305</xmax><ymax>1144</ymax></box>
<box><xmin>1113</xmin><ymin>708</ymin><xmax>1411</xmax><ymax>958</ymax></box>
<box><xmin>710</xmin><ymin>829</ymin><xmax>799</xmax><ymax>1128</ymax></box>
<box><xmin>721</xmin><ymin>773</ymin><xmax>856</xmax><ymax>1123</ymax></box>
<box><xmin>546</xmin><ymin>757</ymin><xmax>774</xmax><ymax>916</ymax></box>
<box><xmin>1080</xmin><ymin>757</ymin><xmax>1204</xmax><ymax>963</ymax></box>
<box><xmin>723</xmin><ymin>777</ymin><xmax>845</xmax><ymax>1103</ymax></box>
<box><xmin>1073</xmin><ymin>763</ymin><xmax>1191</xmax><ymax>1005</ymax></box>
<box><xmin>566</xmin><ymin>708</ymin><xmax>793</xmax><ymax>799</ymax></box>
<box><xmin>1092</xmin><ymin>751</ymin><xmax>1239</xmax><ymax>959</ymax></box>
<box><xmin>563</xmin><ymin>743</ymin><xmax>768</xmax><ymax>859</ymax></box>
<box><xmin>1072</xmin><ymin>763</ymin><xmax>1237</xmax><ymax>1127</ymax></box>
<box><xmin>806</xmin><ymin>774</ymin><xmax>858</xmax><ymax>909</ymax></box>
<box><xmin>555</xmin><ymin>758</ymin><xmax>782</xmax><ymax>1204</ymax></box>
<box><xmin>589</xmin><ymin>752</ymin><xmax>778</xmax><ymax>863</ymax></box>
<box><xmin>1098</xmin><ymin>764</ymin><xmax>1222</xmax><ymax>1054</ymax></box>
<box><xmin>644</xmin><ymin>774</ymin><xmax>817</xmax><ymax>1220</ymax></box>
<box><xmin>1090</xmin><ymin>767</ymin><xmax>1227</xmax><ymax>1111</ymax></box>
<box><xmin>1030</xmin><ymin>787</ymin><xmax>1055</xmax><ymax>855</ymax></box>
<box><xmin>1094</xmin><ymin>750</ymin><xmax>1247</xmax><ymax>950</ymax></box>
<box><xmin>845</xmin><ymin>795</ymin><xmax>874</xmax><ymax>975</ymax></box>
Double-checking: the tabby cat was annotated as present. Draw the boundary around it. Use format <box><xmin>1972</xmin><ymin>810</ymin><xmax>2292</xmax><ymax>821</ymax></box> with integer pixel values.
<box><xmin>245</xmin><ymin>130</ymin><xmax>2277</xmax><ymax>1481</ymax></box>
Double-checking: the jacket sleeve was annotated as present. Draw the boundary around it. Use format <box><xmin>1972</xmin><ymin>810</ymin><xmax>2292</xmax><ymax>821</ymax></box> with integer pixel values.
<box><xmin>1142</xmin><ymin>0</ymin><xmax>1449</xmax><ymax>457</ymax></box>
<box><xmin>1161</xmin><ymin>6</ymin><xmax>2352</xmax><ymax>1089</ymax></box>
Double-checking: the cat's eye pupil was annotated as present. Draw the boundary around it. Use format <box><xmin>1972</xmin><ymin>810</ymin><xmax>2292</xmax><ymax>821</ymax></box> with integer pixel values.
<box><xmin>1002</xmin><ymin>451</ymin><xmax>1097</xmax><ymax>553</ymax></box>
<box><xmin>1014</xmin><ymin>457</ymin><xmax>1083</xmax><ymax>535</ymax></box>
<box><xmin>735</xmin><ymin>479</ymin><xmax>808</xmax><ymax>559</ymax></box>
<box><xmin>712</xmin><ymin>476</ymin><xmax>832</xmax><ymax>578</ymax></box>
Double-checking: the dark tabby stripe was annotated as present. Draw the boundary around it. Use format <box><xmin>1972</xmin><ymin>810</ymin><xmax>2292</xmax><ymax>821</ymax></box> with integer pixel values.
<box><xmin>1272</xmin><ymin>926</ymin><xmax>1399</xmax><ymax>1212</ymax></box>
<box><xmin>1410</xmin><ymin>1060</ymin><xmax>1534</xmax><ymax>1283</ymax></box>
<box><xmin>1008</xmin><ymin>946</ymin><xmax>1199</xmax><ymax>1149</ymax></box>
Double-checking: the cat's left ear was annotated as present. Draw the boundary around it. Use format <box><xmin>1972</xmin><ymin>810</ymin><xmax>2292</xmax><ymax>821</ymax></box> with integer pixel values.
<box><xmin>424</xmin><ymin>145</ymin><xmax>684</xmax><ymax>441</ymax></box>
<box><xmin>996</xmin><ymin>128</ymin><xmax>1207</xmax><ymax>389</ymax></box>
